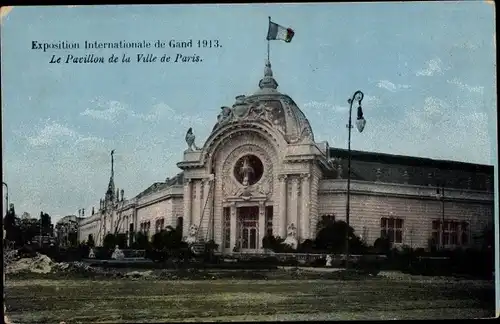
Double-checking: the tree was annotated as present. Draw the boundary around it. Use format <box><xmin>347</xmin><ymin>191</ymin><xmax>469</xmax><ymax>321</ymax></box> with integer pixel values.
<box><xmin>152</xmin><ymin>226</ymin><xmax>183</xmax><ymax>251</ymax></box>
<box><xmin>314</xmin><ymin>220</ymin><xmax>367</xmax><ymax>254</ymax></box>
<box><xmin>103</xmin><ymin>233</ymin><xmax>116</xmax><ymax>250</ymax></box>
<box><xmin>131</xmin><ymin>232</ymin><xmax>150</xmax><ymax>250</ymax></box>
<box><xmin>56</xmin><ymin>219</ymin><xmax>79</xmax><ymax>247</ymax></box>
<box><xmin>115</xmin><ymin>233</ymin><xmax>128</xmax><ymax>248</ymax></box>
<box><xmin>19</xmin><ymin>218</ymin><xmax>39</xmax><ymax>245</ymax></box>
<box><xmin>3</xmin><ymin>204</ymin><xmax>21</xmax><ymax>246</ymax></box>
<box><xmin>40</xmin><ymin>212</ymin><xmax>52</xmax><ymax>236</ymax></box>
<box><xmin>67</xmin><ymin>232</ymin><xmax>78</xmax><ymax>247</ymax></box>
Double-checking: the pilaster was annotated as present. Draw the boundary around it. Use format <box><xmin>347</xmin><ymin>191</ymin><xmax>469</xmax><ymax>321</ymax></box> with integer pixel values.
<box><xmin>183</xmin><ymin>179</ymin><xmax>192</xmax><ymax>239</ymax></box>
<box><xmin>290</xmin><ymin>176</ymin><xmax>299</xmax><ymax>232</ymax></box>
<box><xmin>230</xmin><ymin>202</ymin><xmax>237</xmax><ymax>251</ymax></box>
<box><xmin>301</xmin><ymin>173</ymin><xmax>311</xmax><ymax>240</ymax></box>
<box><xmin>279</xmin><ymin>174</ymin><xmax>288</xmax><ymax>238</ymax></box>
<box><xmin>195</xmin><ymin>180</ymin><xmax>202</xmax><ymax>228</ymax></box>
<box><xmin>258</xmin><ymin>201</ymin><xmax>266</xmax><ymax>248</ymax></box>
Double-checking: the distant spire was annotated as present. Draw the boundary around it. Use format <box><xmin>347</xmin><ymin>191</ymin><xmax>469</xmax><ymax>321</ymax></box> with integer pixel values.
<box><xmin>111</xmin><ymin>149</ymin><xmax>115</xmax><ymax>179</ymax></box>
<box><xmin>105</xmin><ymin>149</ymin><xmax>116</xmax><ymax>203</ymax></box>
<box><xmin>258</xmin><ymin>59</ymin><xmax>279</xmax><ymax>91</ymax></box>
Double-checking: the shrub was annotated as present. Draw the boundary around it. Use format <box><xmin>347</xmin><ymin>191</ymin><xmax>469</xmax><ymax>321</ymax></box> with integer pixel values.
<box><xmin>103</xmin><ymin>233</ymin><xmax>116</xmax><ymax>250</ymax></box>
<box><xmin>130</xmin><ymin>232</ymin><xmax>151</xmax><ymax>250</ymax></box>
<box><xmin>94</xmin><ymin>247</ymin><xmax>112</xmax><ymax>260</ymax></box>
<box><xmin>262</xmin><ymin>234</ymin><xmax>285</xmax><ymax>252</ymax></box>
<box><xmin>308</xmin><ymin>257</ymin><xmax>326</xmax><ymax>267</ymax></box>
<box><xmin>315</xmin><ymin>220</ymin><xmax>367</xmax><ymax>254</ymax></box>
<box><xmin>355</xmin><ymin>256</ymin><xmax>382</xmax><ymax>276</ymax></box>
<box><xmin>115</xmin><ymin>233</ymin><xmax>128</xmax><ymax>248</ymax></box>
<box><xmin>241</xmin><ymin>256</ymin><xmax>280</xmax><ymax>266</ymax></box>
<box><xmin>373</xmin><ymin>237</ymin><xmax>391</xmax><ymax>254</ymax></box>
<box><xmin>282</xmin><ymin>256</ymin><xmax>298</xmax><ymax>266</ymax></box>
<box><xmin>297</xmin><ymin>239</ymin><xmax>314</xmax><ymax>253</ymax></box>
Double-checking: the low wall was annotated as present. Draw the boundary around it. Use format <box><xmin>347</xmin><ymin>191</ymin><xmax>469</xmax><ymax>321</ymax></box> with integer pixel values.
<box><xmin>225</xmin><ymin>252</ymin><xmax>387</xmax><ymax>264</ymax></box>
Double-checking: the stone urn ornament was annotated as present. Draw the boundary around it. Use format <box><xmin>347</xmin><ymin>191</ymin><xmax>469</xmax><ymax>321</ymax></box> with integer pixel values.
<box><xmin>111</xmin><ymin>245</ymin><xmax>124</xmax><ymax>260</ymax></box>
<box><xmin>88</xmin><ymin>247</ymin><xmax>96</xmax><ymax>259</ymax></box>
<box><xmin>325</xmin><ymin>254</ymin><xmax>333</xmax><ymax>267</ymax></box>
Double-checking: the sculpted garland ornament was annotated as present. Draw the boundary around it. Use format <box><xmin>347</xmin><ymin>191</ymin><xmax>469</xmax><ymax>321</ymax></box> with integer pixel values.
<box><xmin>213</xmin><ymin>96</ymin><xmax>286</xmax><ymax>135</ymax></box>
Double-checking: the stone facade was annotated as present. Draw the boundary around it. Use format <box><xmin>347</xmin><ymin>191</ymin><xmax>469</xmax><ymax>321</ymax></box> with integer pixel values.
<box><xmin>78</xmin><ymin>60</ymin><xmax>495</xmax><ymax>253</ymax></box>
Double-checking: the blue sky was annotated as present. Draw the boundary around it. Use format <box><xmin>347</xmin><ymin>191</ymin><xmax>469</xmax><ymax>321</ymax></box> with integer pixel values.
<box><xmin>1</xmin><ymin>3</ymin><xmax>497</xmax><ymax>221</ymax></box>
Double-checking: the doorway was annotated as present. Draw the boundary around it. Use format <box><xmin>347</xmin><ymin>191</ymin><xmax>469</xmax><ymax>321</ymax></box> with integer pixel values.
<box><xmin>237</xmin><ymin>206</ymin><xmax>259</xmax><ymax>251</ymax></box>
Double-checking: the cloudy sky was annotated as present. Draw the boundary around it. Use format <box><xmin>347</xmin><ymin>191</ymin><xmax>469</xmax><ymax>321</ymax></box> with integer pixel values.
<box><xmin>1</xmin><ymin>3</ymin><xmax>497</xmax><ymax>221</ymax></box>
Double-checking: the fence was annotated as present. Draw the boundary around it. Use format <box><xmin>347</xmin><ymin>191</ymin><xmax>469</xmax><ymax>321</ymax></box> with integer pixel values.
<box><xmin>227</xmin><ymin>252</ymin><xmax>387</xmax><ymax>265</ymax></box>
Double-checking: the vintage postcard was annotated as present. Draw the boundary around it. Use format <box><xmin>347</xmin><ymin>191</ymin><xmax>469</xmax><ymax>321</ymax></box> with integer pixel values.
<box><xmin>1</xmin><ymin>2</ymin><xmax>498</xmax><ymax>322</ymax></box>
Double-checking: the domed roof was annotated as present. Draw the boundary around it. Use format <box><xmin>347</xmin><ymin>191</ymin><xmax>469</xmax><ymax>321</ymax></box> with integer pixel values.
<box><xmin>211</xmin><ymin>60</ymin><xmax>314</xmax><ymax>144</ymax></box>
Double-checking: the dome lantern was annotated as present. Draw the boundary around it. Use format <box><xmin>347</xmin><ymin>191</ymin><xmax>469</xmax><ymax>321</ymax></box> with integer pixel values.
<box><xmin>257</xmin><ymin>60</ymin><xmax>279</xmax><ymax>93</ymax></box>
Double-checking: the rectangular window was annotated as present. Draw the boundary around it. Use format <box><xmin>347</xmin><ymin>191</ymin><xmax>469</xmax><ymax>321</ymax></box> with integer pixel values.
<box><xmin>265</xmin><ymin>206</ymin><xmax>273</xmax><ymax>237</ymax></box>
<box><xmin>443</xmin><ymin>221</ymin><xmax>450</xmax><ymax>245</ymax></box>
<box><xmin>431</xmin><ymin>220</ymin><xmax>469</xmax><ymax>247</ymax></box>
<box><xmin>380</xmin><ymin>217</ymin><xmax>403</xmax><ymax>243</ymax></box>
<box><xmin>250</xmin><ymin>228</ymin><xmax>257</xmax><ymax>249</ymax></box>
<box><xmin>450</xmin><ymin>222</ymin><xmax>458</xmax><ymax>245</ymax></box>
<box><xmin>223</xmin><ymin>207</ymin><xmax>230</xmax><ymax>249</ymax></box>
<box><xmin>460</xmin><ymin>222</ymin><xmax>469</xmax><ymax>245</ymax></box>
<box><xmin>242</xmin><ymin>228</ymin><xmax>249</xmax><ymax>249</ymax></box>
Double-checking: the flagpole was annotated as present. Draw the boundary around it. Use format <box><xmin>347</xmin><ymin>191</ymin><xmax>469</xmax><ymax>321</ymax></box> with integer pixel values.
<box><xmin>267</xmin><ymin>16</ymin><xmax>271</xmax><ymax>62</ymax></box>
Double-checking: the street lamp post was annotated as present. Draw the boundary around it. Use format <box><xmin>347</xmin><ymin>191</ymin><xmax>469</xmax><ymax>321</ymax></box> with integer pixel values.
<box><xmin>2</xmin><ymin>182</ymin><xmax>8</xmax><ymax>247</ymax></box>
<box><xmin>2</xmin><ymin>182</ymin><xmax>8</xmax><ymax>217</ymax></box>
<box><xmin>345</xmin><ymin>90</ymin><xmax>366</xmax><ymax>270</ymax></box>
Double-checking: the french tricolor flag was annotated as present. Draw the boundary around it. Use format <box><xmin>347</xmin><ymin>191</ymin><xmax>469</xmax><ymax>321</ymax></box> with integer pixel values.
<box><xmin>266</xmin><ymin>19</ymin><xmax>295</xmax><ymax>43</ymax></box>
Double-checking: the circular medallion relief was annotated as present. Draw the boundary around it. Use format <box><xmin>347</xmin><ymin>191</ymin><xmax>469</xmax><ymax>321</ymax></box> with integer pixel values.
<box><xmin>233</xmin><ymin>154</ymin><xmax>264</xmax><ymax>186</ymax></box>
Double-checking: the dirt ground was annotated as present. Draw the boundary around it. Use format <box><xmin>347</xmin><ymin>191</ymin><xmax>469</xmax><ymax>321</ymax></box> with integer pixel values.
<box><xmin>4</xmin><ymin>273</ymin><xmax>495</xmax><ymax>323</ymax></box>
